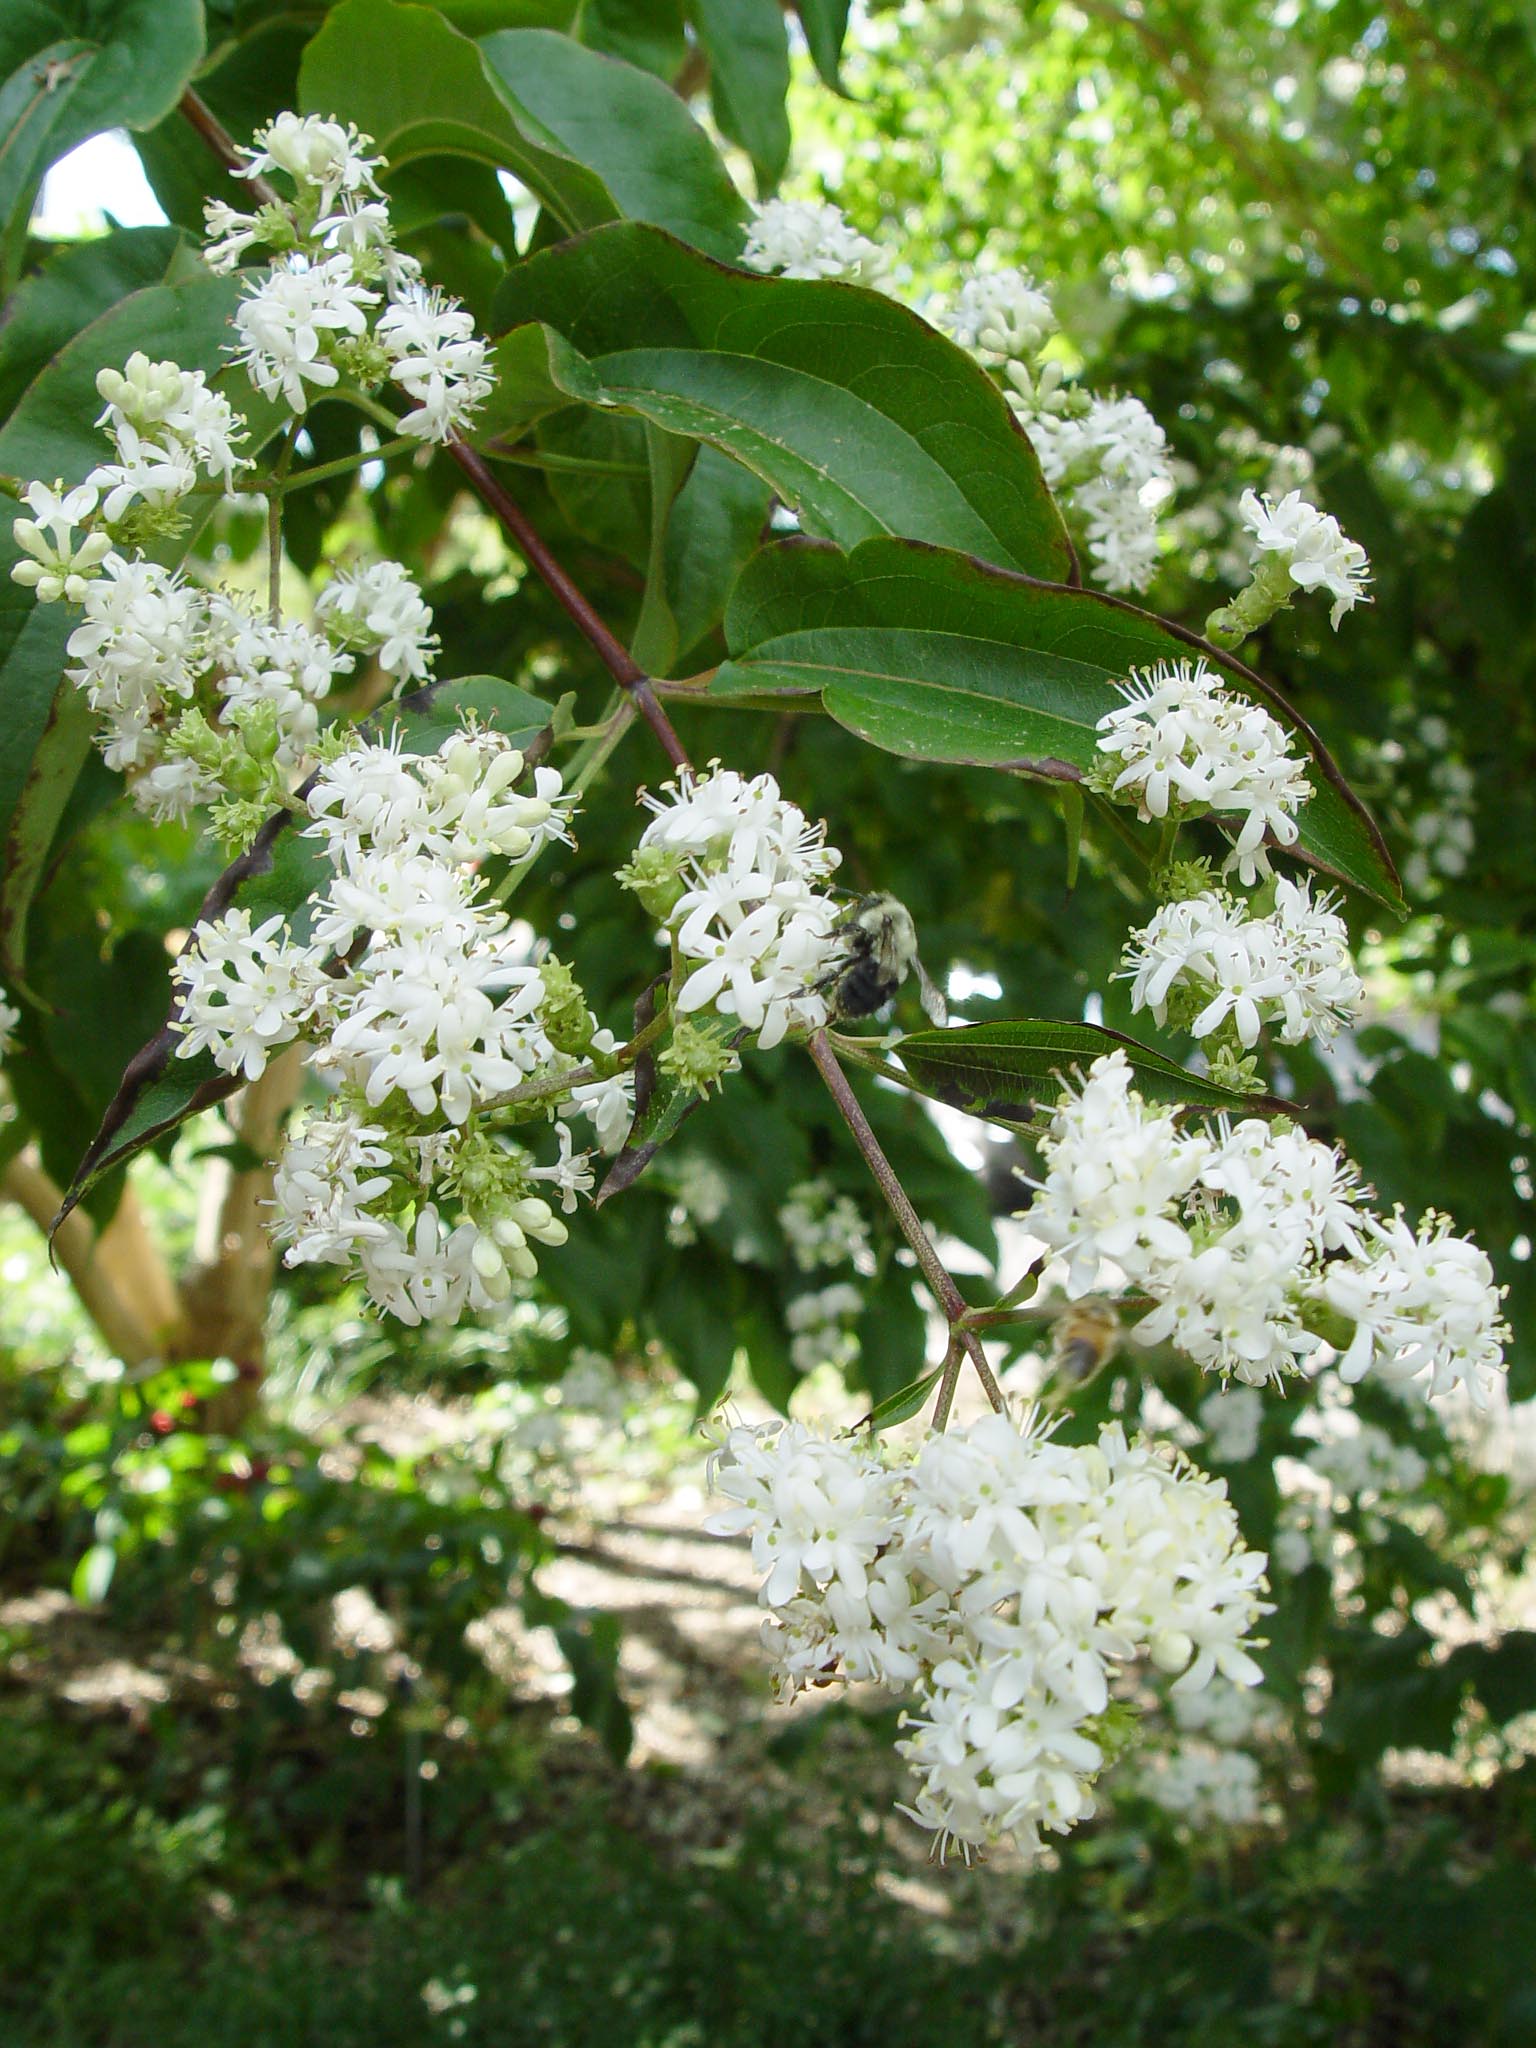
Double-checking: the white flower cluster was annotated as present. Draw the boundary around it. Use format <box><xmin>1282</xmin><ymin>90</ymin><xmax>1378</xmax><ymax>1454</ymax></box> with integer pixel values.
<box><xmin>1024</xmin><ymin>1050</ymin><xmax>1509</xmax><ymax>1404</ymax></box>
<box><xmin>1024</xmin><ymin>392</ymin><xmax>1174</xmax><ymax>594</ymax></box>
<box><xmin>1122</xmin><ymin>878</ymin><xmax>1364</xmax><ymax>1052</ymax></box>
<box><xmin>940</xmin><ymin>268</ymin><xmax>1057</xmax><ymax>366</ymax></box>
<box><xmin>622</xmin><ymin>767</ymin><xmax>846</xmax><ymax>1051</ymax></box>
<box><xmin>8</xmin><ymin>113</ymin><xmax>491</xmax><ymax>836</ymax></box>
<box><xmin>213</xmin><ymin>114</ymin><xmax>490</xmax><ymax>444</ymax></box>
<box><xmin>1096</xmin><ymin>657</ymin><xmax>1312</xmax><ymax>886</ymax></box>
<box><xmin>1270</xmin><ymin>1395</ymin><xmax>1430</xmax><ymax>1576</ymax></box>
<box><xmin>786</xmin><ymin>1282</ymin><xmax>864</xmax><ymax>1377</ymax></box>
<box><xmin>55</xmin><ymin>549</ymin><xmax>434</xmax><ymax>817</ymax></box>
<box><xmin>1240</xmin><ymin>489</ymin><xmax>1371</xmax><ymax>629</ymax></box>
<box><xmin>11</xmin><ymin>345</ymin><xmax>248</xmax><ymax>605</ymax></box>
<box><xmin>1198</xmin><ymin>1384</ymin><xmax>1266</xmax><ymax>1464</ymax></box>
<box><xmin>936</xmin><ymin>265</ymin><xmax>1178</xmax><ymax>592</ymax></box>
<box><xmin>173</xmin><ymin>728</ymin><xmax>626</xmax><ymax>1323</ymax></box>
<box><xmin>709</xmin><ymin>1409</ymin><xmax>1268</xmax><ymax>1859</ymax></box>
<box><xmin>778</xmin><ymin>1179</ymin><xmax>874</xmax><ymax>1273</ymax></box>
<box><xmin>1138</xmin><ymin>1740</ymin><xmax>1264</xmax><ymax>1829</ymax></box>
<box><xmin>741</xmin><ymin>199</ymin><xmax>887</xmax><ymax>284</ymax></box>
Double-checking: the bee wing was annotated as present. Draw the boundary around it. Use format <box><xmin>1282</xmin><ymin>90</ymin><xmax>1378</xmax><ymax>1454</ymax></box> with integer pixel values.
<box><xmin>914</xmin><ymin>956</ymin><xmax>948</xmax><ymax>1028</ymax></box>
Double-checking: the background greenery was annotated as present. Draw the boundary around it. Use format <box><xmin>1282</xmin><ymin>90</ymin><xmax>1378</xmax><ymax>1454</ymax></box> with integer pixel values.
<box><xmin>2</xmin><ymin>1</ymin><xmax>1535</xmax><ymax>2041</ymax></box>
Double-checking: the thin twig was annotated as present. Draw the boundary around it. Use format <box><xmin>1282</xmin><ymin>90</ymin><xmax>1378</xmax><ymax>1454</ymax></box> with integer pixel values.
<box><xmin>446</xmin><ymin>443</ymin><xmax>693</xmax><ymax>775</ymax></box>
<box><xmin>931</xmin><ymin>1333</ymin><xmax>966</xmax><ymax>1432</ymax></box>
<box><xmin>806</xmin><ymin>1030</ymin><xmax>1006</xmax><ymax>1415</ymax></box>
<box><xmin>180</xmin><ymin>88</ymin><xmax>280</xmax><ymax>207</ymax></box>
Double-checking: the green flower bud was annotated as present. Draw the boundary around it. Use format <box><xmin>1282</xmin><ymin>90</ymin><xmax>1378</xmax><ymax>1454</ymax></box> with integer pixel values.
<box><xmin>658</xmin><ymin>1019</ymin><xmax>739</xmax><ymax>1097</ymax></box>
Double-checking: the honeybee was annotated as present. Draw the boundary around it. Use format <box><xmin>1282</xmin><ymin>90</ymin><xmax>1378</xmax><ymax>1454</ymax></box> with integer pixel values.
<box><xmin>821</xmin><ymin>892</ymin><xmax>948</xmax><ymax>1026</ymax></box>
<box><xmin>1049</xmin><ymin>1300</ymin><xmax>1122</xmax><ymax>1386</ymax></box>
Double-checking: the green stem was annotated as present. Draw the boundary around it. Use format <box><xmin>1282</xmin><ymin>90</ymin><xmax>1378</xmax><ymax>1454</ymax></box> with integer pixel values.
<box><xmin>266</xmin><ymin>426</ymin><xmax>298</xmax><ymax>623</ymax></box>
<box><xmin>489</xmin><ymin>444</ymin><xmax>649</xmax><ymax>479</ymax></box>
<box><xmin>265</xmin><ymin>434</ymin><xmax>418</xmax><ymax>495</ymax></box>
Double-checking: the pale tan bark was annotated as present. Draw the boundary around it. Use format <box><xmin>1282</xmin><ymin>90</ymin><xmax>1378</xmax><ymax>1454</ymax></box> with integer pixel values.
<box><xmin>1</xmin><ymin>1152</ymin><xmax>184</xmax><ymax>1365</ymax></box>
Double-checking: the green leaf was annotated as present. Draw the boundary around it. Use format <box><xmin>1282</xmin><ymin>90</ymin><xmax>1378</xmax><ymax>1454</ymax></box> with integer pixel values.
<box><xmin>663</xmin><ymin>444</ymin><xmax>772</xmax><ymax>658</ymax></box>
<box><xmin>794</xmin><ymin>0</ymin><xmax>851</xmax><ymax>89</ymax></box>
<box><xmin>298</xmin><ymin>0</ymin><xmax>613</xmax><ymax>234</ymax></box>
<box><xmin>71</xmin><ymin>1541</ymin><xmax>116</xmax><ymax>1607</ymax></box>
<box><xmin>1446</xmin><ymin>1632</ymin><xmax>1536</xmax><ymax>1726</ymax></box>
<box><xmin>0</xmin><ymin>270</ymin><xmax>257</xmax><ymax>986</ymax></box>
<box><xmin>714</xmin><ymin>536</ymin><xmax>1403</xmax><ymax>909</ymax></box>
<box><xmin>0</xmin><ymin>226</ymin><xmax>194</xmax><ymax>423</ymax></box>
<box><xmin>480</xmin><ymin>29</ymin><xmax>747</xmax><ymax>258</ymax></box>
<box><xmin>578</xmin><ymin>0</ymin><xmax>688</xmax><ymax>77</ymax></box>
<box><xmin>54</xmin><ymin>676</ymin><xmax>559</xmax><ymax>1222</ymax></box>
<box><xmin>892</xmin><ymin>1020</ymin><xmax>1283</xmax><ymax>1124</ymax></box>
<box><xmin>553</xmin><ymin>1609</ymin><xmax>634</xmax><ymax>1764</ymax></box>
<box><xmin>691</xmin><ymin>0</ymin><xmax>791</xmax><ymax>195</ymax></box>
<box><xmin>492</xmin><ymin>224</ymin><xmax>1074</xmax><ymax>579</ymax></box>
<box><xmin>0</xmin><ymin>0</ymin><xmax>204</xmax><ymax>281</ymax></box>
<box><xmin>863</xmin><ymin>1364</ymin><xmax>943</xmax><ymax>1434</ymax></box>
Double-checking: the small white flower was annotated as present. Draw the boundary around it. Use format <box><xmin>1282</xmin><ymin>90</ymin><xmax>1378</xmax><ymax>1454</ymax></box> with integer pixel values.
<box><xmin>231</xmin><ymin>253</ymin><xmax>378</xmax><ymax>412</ymax></box>
<box><xmin>238</xmin><ymin>113</ymin><xmax>384</xmax><ymax>213</ymax></box>
<box><xmin>741</xmin><ymin>198</ymin><xmax>887</xmax><ymax>284</ymax></box>
<box><xmin>376</xmin><ymin>287</ymin><xmax>492</xmax><ymax>443</ymax></box>
<box><xmin>1239</xmin><ymin>488</ymin><xmax>1371</xmax><ymax>628</ymax></box>
<box><xmin>0</xmin><ymin>984</ymin><xmax>19</xmax><ymax>1060</ymax></box>
<box><xmin>1096</xmin><ymin>658</ymin><xmax>1312</xmax><ymax>883</ymax></box>
<box><xmin>940</xmin><ymin>268</ymin><xmax>1056</xmax><ymax>365</ymax></box>
<box><xmin>174</xmin><ymin>910</ymin><xmax>325</xmax><ymax>1080</ymax></box>
<box><xmin>1325</xmin><ymin>1210</ymin><xmax>1509</xmax><ymax>1405</ymax></box>
<box><xmin>316</xmin><ymin>560</ymin><xmax>437</xmax><ymax>681</ymax></box>
<box><xmin>10</xmin><ymin>481</ymin><xmax>112</xmax><ymax>603</ymax></box>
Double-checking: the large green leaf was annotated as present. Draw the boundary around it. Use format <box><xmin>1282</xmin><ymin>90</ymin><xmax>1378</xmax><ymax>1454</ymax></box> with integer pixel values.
<box><xmin>714</xmin><ymin>536</ymin><xmax>1403</xmax><ymax>908</ymax></box>
<box><xmin>0</xmin><ymin>0</ymin><xmax>204</xmax><ymax>280</ymax></box>
<box><xmin>0</xmin><ymin>227</ymin><xmax>198</xmax><ymax>423</ymax></box>
<box><xmin>0</xmin><ymin>270</ymin><xmax>256</xmax><ymax>984</ymax></box>
<box><xmin>690</xmin><ymin>0</ymin><xmax>791</xmax><ymax>195</ymax></box>
<box><xmin>794</xmin><ymin>0</ymin><xmax>852</xmax><ymax>89</ymax></box>
<box><xmin>892</xmin><ymin>1020</ymin><xmax>1281</xmax><ymax>1124</ymax></box>
<box><xmin>492</xmin><ymin>223</ymin><xmax>1075</xmax><ymax>580</ymax></box>
<box><xmin>56</xmin><ymin>676</ymin><xmax>558</xmax><ymax>1222</ymax></box>
<box><xmin>479</xmin><ymin>29</ymin><xmax>747</xmax><ymax>258</ymax></box>
<box><xmin>298</xmin><ymin>0</ymin><xmax>612</xmax><ymax>234</ymax></box>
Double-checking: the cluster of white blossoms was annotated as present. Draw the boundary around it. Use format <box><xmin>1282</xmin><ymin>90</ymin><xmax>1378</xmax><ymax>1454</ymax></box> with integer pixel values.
<box><xmin>778</xmin><ymin>1179</ymin><xmax>874</xmax><ymax>1273</ymax></box>
<box><xmin>8</xmin><ymin>114</ymin><xmax>491</xmax><ymax>847</ymax></box>
<box><xmin>1270</xmin><ymin>1393</ymin><xmax>1431</xmax><ymax>1576</ymax></box>
<box><xmin>1122</xmin><ymin>878</ymin><xmax>1364</xmax><ymax>1053</ymax></box>
<box><xmin>618</xmin><ymin>767</ymin><xmax>847</xmax><ymax>1054</ymax></box>
<box><xmin>214</xmin><ymin>114</ymin><xmax>491</xmax><ymax>442</ymax></box>
<box><xmin>708</xmin><ymin>1408</ymin><xmax>1268</xmax><ymax>1859</ymax></box>
<box><xmin>1023</xmin><ymin>1050</ymin><xmax>1509</xmax><ymax>1404</ymax></box>
<box><xmin>1240</xmin><ymin>490</ymin><xmax>1372</xmax><ymax>628</ymax></box>
<box><xmin>938</xmin><ymin>267</ymin><xmax>1174</xmax><ymax>593</ymax></box>
<box><xmin>741</xmin><ymin>198</ymin><xmax>888</xmax><ymax>284</ymax></box>
<box><xmin>1095</xmin><ymin>656</ymin><xmax>1312</xmax><ymax>886</ymax></box>
<box><xmin>1206</xmin><ymin>487</ymin><xmax>1371</xmax><ymax>645</ymax></box>
<box><xmin>786</xmin><ymin>1281</ymin><xmax>864</xmax><ymax>1378</ymax></box>
<box><xmin>57</xmin><ymin>551</ymin><xmax>435</xmax><ymax>830</ymax></box>
<box><xmin>1137</xmin><ymin>1739</ymin><xmax>1264</xmax><ymax>1829</ymax></box>
<box><xmin>174</xmin><ymin>727</ymin><xmax>633</xmax><ymax>1324</ymax></box>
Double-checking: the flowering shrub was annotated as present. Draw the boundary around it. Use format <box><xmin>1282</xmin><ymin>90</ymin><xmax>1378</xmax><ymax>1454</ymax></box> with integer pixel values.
<box><xmin>0</xmin><ymin>0</ymin><xmax>1530</xmax><ymax>1896</ymax></box>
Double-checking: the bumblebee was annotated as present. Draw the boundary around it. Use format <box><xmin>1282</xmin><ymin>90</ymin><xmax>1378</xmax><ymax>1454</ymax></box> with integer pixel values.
<box><xmin>821</xmin><ymin>892</ymin><xmax>948</xmax><ymax>1026</ymax></box>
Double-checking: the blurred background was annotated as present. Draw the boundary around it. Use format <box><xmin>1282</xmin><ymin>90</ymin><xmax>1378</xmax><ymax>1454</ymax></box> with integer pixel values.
<box><xmin>4</xmin><ymin>2</ymin><xmax>1536</xmax><ymax>2042</ymax></box>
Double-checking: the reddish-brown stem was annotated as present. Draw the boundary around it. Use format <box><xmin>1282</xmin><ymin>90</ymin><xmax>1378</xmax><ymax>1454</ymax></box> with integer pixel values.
<box><xmin>806</xmin><ymin>1030</ymin><xmax>1006</xmax><ymax>1415</ymax></box>
<box><xmin>447</xmin><ymin>444</ymin><xmax>694</xmax><ymax>775</ymax></box>
<box><xmin>180</xmin><ymin>88</ymin><xmax>281</xmax><ymax>209</ymax></box>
